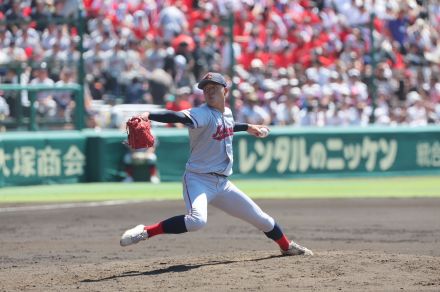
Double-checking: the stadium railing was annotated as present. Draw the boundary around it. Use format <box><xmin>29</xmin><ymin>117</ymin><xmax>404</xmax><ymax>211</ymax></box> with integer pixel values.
<box><xmin>0</xmin><ymin>83</ymin><xmax>84</xmax><ymax>131</ymax></box>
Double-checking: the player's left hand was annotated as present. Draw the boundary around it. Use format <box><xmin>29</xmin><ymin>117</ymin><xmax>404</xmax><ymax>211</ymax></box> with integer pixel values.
<box><xmin>126</xmin><ymin>116</ymin><xmax>155</xmax><ymax>149</ymax></box>
<box><xmin>247</xmin><ymin>124</ymin><xmax>270</xmax><ymax>138</ymax></box>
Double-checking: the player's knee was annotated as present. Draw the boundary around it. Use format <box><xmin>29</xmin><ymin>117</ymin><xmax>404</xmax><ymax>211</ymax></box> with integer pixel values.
<box><xmin>191</xmin><ymin>218</ymin><xmax>207</xmax><ymax>231</ymax></box>
<box><xmin>185</xmin><ymin>213</ymin><xmax>207</xmax><ymax>232</ymax></box>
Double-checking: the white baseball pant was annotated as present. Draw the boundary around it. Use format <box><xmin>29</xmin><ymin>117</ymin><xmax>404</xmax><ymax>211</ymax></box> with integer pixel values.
<box><xmin>182</xmin><ymin>171</ymin><xmax>275</xmax><ymax>233</ymax></box>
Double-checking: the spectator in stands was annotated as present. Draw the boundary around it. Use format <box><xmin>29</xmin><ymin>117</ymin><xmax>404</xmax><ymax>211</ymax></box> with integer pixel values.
<box><xmin>5</xmin><ymin>0</ymin><xmax>25</xmax><ymax>31</ymax></box>
<box><xmin>54</xmin><ymin>67</ymin><xmax>75</xmax><ymax>122</ymax></box>
<box><xmin>373</xmin><ymin>90</ymin><xmax>392</xmax><ymax>125</ymax></box>
<box><xmin>29</xmin><ymin>62</ymin><xmax>57</xmax><ymax>118</ymax></box>
<box><xmin>30</xmin><ymin>0</ymin><xmax>51</xmax><ymax>32</ymax></box>
<box><xmin>239</xmin><ymin>90</ymin><xmax>271</xmax><ymax>125</ymax></box>
<box><xmin>1</xmin><ymin>0</ymin><xmax>440</xmax><ymax>129</ymax></box>
<box><xmin>406</xmin><ymin>91</ymin><xmax>428</xmax><ymax>126</ymax></box>
<box><xmin>275</xmin><ymin>87</ymin><xmax>301</xmax><ymax>126</ymax></box>
<box><xmin>43</xmin><ymin>42</ymin><xmax>66</xmax><ymax>79</ymax></box>
<box><xmin>143</xmin><ymin>37</ymin><xmax>166</xmax><ymax>71</ymax></box>
<box><xmin>64</xmin><ymin>40</ymin><xmax>80</xmax><ymax>68</ymax></box>
<box><xmin>387</xmin><ymin>7</ymin><xmax>410</xmax><ymax>52</ymax></box>
<box><xmin>2</xmin><ymin>38</ymin><xmax>27</xmax><ymax>63</ymax></box>
<box><xmin>51</xmin><ymin>0</ymin><xmax>69</xmax><ymax>22</ymax></box>
<box><xmin>0</xmin><ymin>90</ymin><xmax>10</xmax><ymax>122</ymax></box>
<box><xmin>15</xmin><ymin>23</ymin><xmax>39</xmax><ymax>52</ymax></box>
<box><xmin>299</xmin><ymin>97</ymin><xmax>318</xmax><ymax>126</ymax></box>
<box><xmin>347</xmin><ymin>69</ymin><xmax>368</xmax><ymax>101</ymax></box>
<box><xmin>125</xmin><ymin>77</ymin><xmax>147</xmax><ymax>104</ymax></box>
<box><xmin>159</xmin><ymin>5</ymin><xmax>188</xmax><ymax>42</ymax></box>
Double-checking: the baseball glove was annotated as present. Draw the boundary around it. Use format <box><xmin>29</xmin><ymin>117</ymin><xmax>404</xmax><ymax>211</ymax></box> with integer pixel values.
<box><xmin>125</xmin><ymin>116</ymin><xmax>155</xmax><ymax>149</ymax></box>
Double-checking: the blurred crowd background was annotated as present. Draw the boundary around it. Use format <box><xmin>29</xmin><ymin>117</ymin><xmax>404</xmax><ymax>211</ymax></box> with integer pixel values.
<box><xmin>0</xmin><ymin>0</ymin><xmax>439</xmax><ymax>130</ymax></box>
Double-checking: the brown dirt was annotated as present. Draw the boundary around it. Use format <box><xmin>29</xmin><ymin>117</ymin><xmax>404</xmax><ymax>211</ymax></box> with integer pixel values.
<box><xmin>1</xmin><ymin>198</ymin><xmax>439</xmax><ymax>291</ymax></box>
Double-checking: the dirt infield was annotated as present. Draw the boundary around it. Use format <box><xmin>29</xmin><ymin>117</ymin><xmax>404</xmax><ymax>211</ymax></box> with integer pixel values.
<box><xmin>1</xmin><ymin>198</ymin><xmax>439</xmax><ymax>291</ymax></box>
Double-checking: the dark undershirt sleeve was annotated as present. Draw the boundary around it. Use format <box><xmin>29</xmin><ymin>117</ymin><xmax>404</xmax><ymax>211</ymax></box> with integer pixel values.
<box><xmin>233</xmin><ymin>123</ymin><xmax>249</xmax><ymax>132</ymax></box>
<box><xmin>148</xmin><ymin>111</ymin><xmax>193</xmax><ymax>125</ymax></box>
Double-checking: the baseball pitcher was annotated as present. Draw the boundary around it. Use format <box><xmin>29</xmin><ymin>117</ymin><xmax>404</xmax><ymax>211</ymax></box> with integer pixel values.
<box><xmin>120</xmin><ymin>72</ymin><xmax>313</xmax><ymax>256</ymax></box>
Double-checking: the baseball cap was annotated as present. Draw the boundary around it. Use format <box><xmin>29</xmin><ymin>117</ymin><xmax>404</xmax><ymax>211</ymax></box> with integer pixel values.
<box><xmin>197</xmin><ymin>72</ymin><xmax>227</xmax><ymax>89</ymax></box>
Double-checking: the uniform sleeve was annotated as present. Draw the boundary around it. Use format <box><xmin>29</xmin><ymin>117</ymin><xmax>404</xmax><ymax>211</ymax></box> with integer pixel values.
<box><xmin>181</xmin><ymin>107</ymin><xmax>210</xmax><ymax>129</ymax></box>
<box><xmin>149</xmin><ymin>111</ymin><xmax>193</xmax><ymax>124</ymax></box>
<box><xmin>233</xmin><ymin>123</ymin><xmax>248</xmax><ymax>132</ymax></box>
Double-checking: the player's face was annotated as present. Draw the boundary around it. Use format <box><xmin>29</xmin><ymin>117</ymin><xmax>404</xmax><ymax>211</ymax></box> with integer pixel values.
<box><xmin>203</xmin><ymin>83</ymin><xmax>227</xmax><ymax>108</ymax></box>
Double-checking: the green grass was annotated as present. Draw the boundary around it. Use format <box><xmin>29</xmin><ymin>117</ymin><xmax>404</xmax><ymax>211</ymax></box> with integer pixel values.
<box><xmin>0</xmin><ymin>176</ymin><xmax>439</xmax><ymax>203</ymax></box>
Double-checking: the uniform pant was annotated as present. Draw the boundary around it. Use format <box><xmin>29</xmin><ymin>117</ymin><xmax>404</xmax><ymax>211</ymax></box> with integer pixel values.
<box><xmin>182</xmin><ymin>171</ymin><xmax>275</xmax><ymax>233</ymax></box>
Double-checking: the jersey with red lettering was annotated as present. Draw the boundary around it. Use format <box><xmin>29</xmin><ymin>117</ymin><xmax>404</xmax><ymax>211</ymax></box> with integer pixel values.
<box><xmin>182</xmin><ymin>104</ymin><xmax>234</xmax><ymax>176</ymax></box>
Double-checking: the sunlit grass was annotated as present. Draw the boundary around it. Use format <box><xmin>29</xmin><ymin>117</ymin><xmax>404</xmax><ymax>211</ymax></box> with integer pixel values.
<box><xmin>0</xmin><ymin>176</ymin><xmax>439</xmax><ymax>203</ymax></box>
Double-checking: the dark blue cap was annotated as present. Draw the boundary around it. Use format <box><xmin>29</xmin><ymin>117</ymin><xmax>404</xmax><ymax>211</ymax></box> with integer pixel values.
<box><xmin>197</xmin><ymin>72</ymin><xmax>227</xmax><ymax>89</ymax></box>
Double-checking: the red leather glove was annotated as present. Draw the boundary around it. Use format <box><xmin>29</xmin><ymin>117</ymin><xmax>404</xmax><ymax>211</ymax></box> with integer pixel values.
<box><xmin>126</xmin><ymin>116</ymin><xmax>155</xmax><ymax>149</ymax></box>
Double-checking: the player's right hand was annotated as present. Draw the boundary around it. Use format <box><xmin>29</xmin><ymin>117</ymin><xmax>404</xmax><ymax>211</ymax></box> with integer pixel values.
<box><xmin>247</xmin><ymin>124</ymin><xmax>269</xmax><ymax>138</ymax></box>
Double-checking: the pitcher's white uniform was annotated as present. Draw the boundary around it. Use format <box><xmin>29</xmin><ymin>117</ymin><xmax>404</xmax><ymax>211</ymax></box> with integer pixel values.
<box><xmin>120</xmin><ymin>71</ymin><xmax>313</xmax><ymax>256</ymax></box>
<box><xmin>181</xmin><ymin>104</ymin><xmax>275</xmax><ymax>233</ymax></box>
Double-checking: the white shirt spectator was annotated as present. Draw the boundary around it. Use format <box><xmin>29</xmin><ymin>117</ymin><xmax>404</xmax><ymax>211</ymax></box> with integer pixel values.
<box><xmin>95</xmin><ymin>33</ymin><xmax>117</xmax><ymax>52</ymax></box>
<box><xmin>275</xmin><ymin>100</ymin><xmax>301</xmax><ymax>126</ymax></box>
<box><xmin>240</xmin><ymin>101</ymin><xmax>271</xmax><ymax>125</ymax></box>
<box><xmin>299</xmin><ymin>107</ymin><xmax>318</xmax><ymax>126</ymax></box>
<box><xmin>316</xmin><ymin>109</ymin><xmax>327</xmax><ymax>127</ymax></box>
<box><xmin>30</xmin><ymin>73</ymin><xmax>54</xmax><ymax>100</ymax></box>
<box><xmin>144</xmin><ymin>44</ymin><xmax>166</xmax><ymax>71</ymax></box>
<box><xmin>348</xmin><ymin>70</ymin><xmax>368</xmax><ymax>101</ymax></box>
<box><xmin>0</xmin><ymin>29</ymin><xmax>13</xmax><ymax>49</ymax></box>
<box><xmin>306</xmin><ymin>66</ymin><xmax>331</xmax><ymax>86</ymax></box>
<box><xmin>1</xmin><ymin>44</ymin><xmax>27</xmax><ymax>63</ymax></box>
<box><xmin>64</xmin><ymin>42</ymin><xmax>80</xmax><ymax>67</ymax></box>
<box><xmin>221</xmin><ymin>40</ymin><xmax>241</xmax><ymax>72</ymax></box>
<box><xmin>15</xmin><ymin>27</ymin><xmax>40</xmax><ymax>49</ymax></box>
<box><xmin>364</xmin><ymin>0</ymin><xmax>389</xmax><ymax>19</ymax></box>
<box><xmin>159</xmin><ymin>6</ymin><xmax>188</xmax><ymax>41</ymax></box>
<box><xmin>53</xmin><ymin>28</ymin><xmax>71</xmax><ymax>51</ymax></box>
<box><xmin>435</xmin><ymin>104</ymin><xmax>440</xmax><ymax>124</ymax></box>
<box><xmin>374</xmin><ymin>107</ymin><xmax>391</xmax><ymax>125</ymax></box>
<box><xmin>336</xmin><ymin>103</ymin><xmax>357</xmax><ymax>126</ymax></box>
<box><xmin>320</xmin><ymin>7</ymin><xmax>340</xmax><ymax>30</ymax></box>
<box><xmin>106</xmin><ymin>45</ymin><xmax>127</xmax><ymax>78</ymax></box>
<box><xmin>0</xmin><ymin>96</ymin><xmax>10</xmax><ymax>117</ymax></box>
<box><xmin>326</xmin><ymin>107</ymin><xmax>343</xmax><ymax>126</ymax></box>
<box><xmin>407</xmin><ymin>101</ymin><xmax>428</xmax><ymax>126</ymax></box>
<box><xmin>30</xmin><ymin>68</ymin><xmax>57</xmax><ymax>117</ymax></box>
<box><xmin>301</xmin><ymin>82</ymin><xmax>321</xmax><ymax>99</ymax></box>
<box><xmin>41</xmin><ymin>25</ymin><xmax>59</xmax><ymax>50</ymax></box>
<box><xmin>83</xmin><ymin>44</ymin><xmax>111</xmax><ymax>72</ymax></box>
<box><xmin>43</xmin><ymin>44</ymin><xmax>68</xmax><ymax>64</ymax></box>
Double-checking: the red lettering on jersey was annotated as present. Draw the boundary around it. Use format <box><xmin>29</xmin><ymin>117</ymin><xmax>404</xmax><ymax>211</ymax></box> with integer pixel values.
<box><xmin>212</xmin><ymin>124</ymin><xmax>234</xmax><ymax>141</ymax></box>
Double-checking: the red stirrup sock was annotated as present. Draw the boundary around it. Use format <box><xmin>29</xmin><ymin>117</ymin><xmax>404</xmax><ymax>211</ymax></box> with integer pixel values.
<box><xmin>264</xmin><ymin>223</ymin><xmax>291</xmax><ymax>251</ymax></box>
<box><xmin>145</xmin><ymin>215</ymin><xmax>188</xmax><ymax>238</ymax></box>
<box><xmin>275</xmin><ymin>234</ymin><xmax>291</xmax><ymax>251</ymax></box>
<box><xmin>145</xmin><ymin>222</ymin><xmax>163</xmax><ymax>238</ymax></box>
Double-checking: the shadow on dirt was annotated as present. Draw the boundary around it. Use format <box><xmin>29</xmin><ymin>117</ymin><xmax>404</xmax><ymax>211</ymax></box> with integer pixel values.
<box><xmin>81</xmin><ymin>254</ymin><xmax>281</xmax><ymax>283</ymax></box>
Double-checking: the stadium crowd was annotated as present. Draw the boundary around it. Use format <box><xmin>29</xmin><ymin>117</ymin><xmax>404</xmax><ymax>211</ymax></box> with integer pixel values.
<box><xmin>0</xmin><ymin>0</ymin><xmax>440</xmax><ymax>129</ymax></box>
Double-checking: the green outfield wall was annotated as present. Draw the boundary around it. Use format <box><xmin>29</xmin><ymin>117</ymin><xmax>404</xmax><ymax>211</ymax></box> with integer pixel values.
<box><xmin>0</xmin><ymin>126</ymin><xmax>439</xmax><ymax>186</ymax></box>
<box><xmin>0</xmin><ymin>131</ymin><xmax>87</xmax><ymax>187</ymax></box>
<box><xmin>156</xmin><ymin>126</ymin><xmax>440</xmax><ymax>181</ymax></box>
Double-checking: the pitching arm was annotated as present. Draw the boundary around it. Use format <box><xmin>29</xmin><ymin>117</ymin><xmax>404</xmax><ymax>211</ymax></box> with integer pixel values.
<box><xmin>141</xmin><ymin>111</ymin><xmax>193</xmax><ymax>125</ymax></box>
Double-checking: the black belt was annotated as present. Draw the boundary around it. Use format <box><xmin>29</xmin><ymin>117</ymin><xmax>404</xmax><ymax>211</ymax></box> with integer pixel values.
<box><xmin>209</xmin><ymin>172</ymin><xmax>228</xmax><ymax>178</ymax></box>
